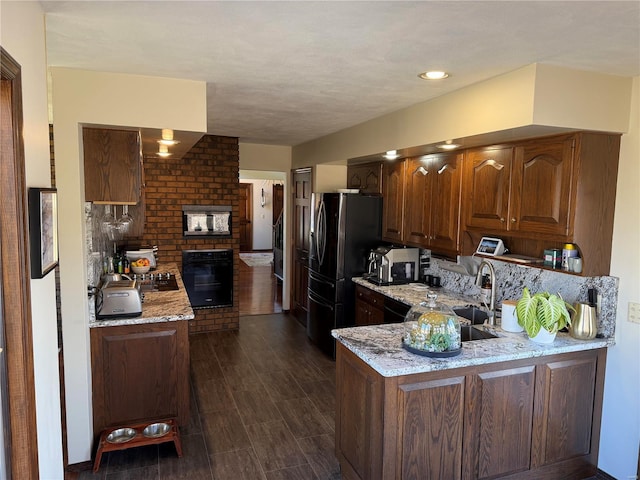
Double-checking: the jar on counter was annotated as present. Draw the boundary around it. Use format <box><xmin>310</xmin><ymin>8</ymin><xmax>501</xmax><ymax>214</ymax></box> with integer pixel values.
<box><xmin>561</xmin><ymin>243</ymin><xmax>579</xmax><ymax>271</ymax></box>
<box><xmin>402</xmin><ymin>293</ymin><xmax>461</xmax><ymax>357</ymax></box>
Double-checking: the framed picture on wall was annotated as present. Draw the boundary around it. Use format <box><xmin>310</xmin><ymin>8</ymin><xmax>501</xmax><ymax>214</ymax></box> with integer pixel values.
<box><xmin>28</xmin><ymin>188</ymin><xmax>59</xmax><ymax>279</ymax></box>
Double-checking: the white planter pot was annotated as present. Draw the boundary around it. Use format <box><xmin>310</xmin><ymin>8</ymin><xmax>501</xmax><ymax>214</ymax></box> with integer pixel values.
<box><xmin>529</xmin><ymin>327</ymin><xmax>557</xmax><ymax>344</ymax></box>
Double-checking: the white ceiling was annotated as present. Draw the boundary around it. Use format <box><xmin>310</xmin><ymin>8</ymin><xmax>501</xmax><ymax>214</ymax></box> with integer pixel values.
<box><xmin>41</xmin><ymin>1</ymin><xmax>640</xmax><ymax>147</ymax></box>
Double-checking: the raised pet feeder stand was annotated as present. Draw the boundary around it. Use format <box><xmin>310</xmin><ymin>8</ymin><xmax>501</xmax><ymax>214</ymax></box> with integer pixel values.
<box><xmin>93</xmin><ymin>418</ymin><xmax>182</xmax><ymax>472</ymax></box>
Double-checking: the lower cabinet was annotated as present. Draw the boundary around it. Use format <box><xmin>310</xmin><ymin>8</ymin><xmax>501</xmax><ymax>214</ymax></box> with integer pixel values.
<box><xmin>90</xmin><ymin>321</ymin><xmax>190</xmax><ymax>438</ymax></box>
<box><xmin>355</xmin><ymin>285</ymin><xmax>385</xmax><ymax>326</ymax></box>
<box><xmin>336</xmin><ymin>344</ymin><xmax>605</xmax><ymax>480</ymax></box>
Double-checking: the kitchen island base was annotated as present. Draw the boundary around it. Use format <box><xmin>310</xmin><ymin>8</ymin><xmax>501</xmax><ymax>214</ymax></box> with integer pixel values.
<box><xmin>336</xmin><ymin>343</ymin><xmax>606</xmax><ymax>480</ymax></box>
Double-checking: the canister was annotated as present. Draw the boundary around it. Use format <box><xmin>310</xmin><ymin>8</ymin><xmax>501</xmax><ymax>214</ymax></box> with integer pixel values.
<box><xmin>501</xmin><ymin>299</ymin><xmax>523</xmax><ymax>333</ymax></box>
<box><xmin>561</xmin><ymin>243</ymin><xmax>578</xmax><ymax>270</ymax></box>
<box><xmin>544</xmin><ymin>248</ymin><xmax>562</xmax><ymax>268</ymax></box>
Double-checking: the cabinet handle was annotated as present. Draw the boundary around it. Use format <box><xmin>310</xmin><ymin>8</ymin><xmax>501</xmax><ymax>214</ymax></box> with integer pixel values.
<box><xmin>500</xmin><ymin>218</ymin><xmax>505</xmax><ymax>223</ymax></box>
<box><xmin>511</xmin><ymin>218</ymin><xmax>516</xmax><ymax>223</ymax></box>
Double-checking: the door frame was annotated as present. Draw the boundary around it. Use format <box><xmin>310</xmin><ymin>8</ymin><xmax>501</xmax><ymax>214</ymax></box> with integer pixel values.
<box><xmin>239</xmin><ymin>182</ymin><xmax>253</xmax><ymax>252</ymax></box>
<box><xmin>0</xmin><ymin>46</ymin><xmax>40</xmax><ymax>479</ymax></box>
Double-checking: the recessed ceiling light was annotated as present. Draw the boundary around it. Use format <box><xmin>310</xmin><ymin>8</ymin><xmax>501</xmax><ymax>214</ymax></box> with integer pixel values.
<box><xmin>437</xmin><ymin>140</ymin><xmax>460</xmax><ymax>150</ymax></box>
<box><xmin>419</xmin><ymin>71</ymin><xmax>449</xmax><ymax>80</ymax></box>
<box><xmin>157</xmin><ymin>144</ymin><xmax>172</xmax><ymax>157</ymax></box>
<box><xmin>383</xmin><ymin>150</ymin><xmax>400</xmax><ymax>160</ymax></box>
<box><xmin>158</xmin><ymin>129</ymin><xmax>180</xmax><ymax>146</ymax></box>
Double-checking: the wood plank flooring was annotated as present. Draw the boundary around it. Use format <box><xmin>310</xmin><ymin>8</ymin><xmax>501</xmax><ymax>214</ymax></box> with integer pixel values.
<box><xmin>238</xmin><ymin>256</ymin><xmax>283</xmax><ymax>316</ymax></box>
<box><xmin>78</xmin><ymin>313</ymin><xmax>338</xmax><ymax>479</ymax></box>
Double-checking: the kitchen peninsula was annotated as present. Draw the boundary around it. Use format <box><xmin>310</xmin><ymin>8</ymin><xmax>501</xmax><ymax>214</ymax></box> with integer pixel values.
<box><xmin>89</xmin><ymin>263</ymin><xmax>193</xmax><ymax>441</ymax></box>
<box><xmin>333</xmin><ymin>284</ymin><xmax>611</xmax><ymax>480</ymax></box>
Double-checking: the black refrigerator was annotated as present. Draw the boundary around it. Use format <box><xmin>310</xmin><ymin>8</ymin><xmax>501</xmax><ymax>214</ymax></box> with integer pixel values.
<box><xmin>307</xmin><ymin>192</ymin><xmax>382</xmax><ymax>357</ymax></box>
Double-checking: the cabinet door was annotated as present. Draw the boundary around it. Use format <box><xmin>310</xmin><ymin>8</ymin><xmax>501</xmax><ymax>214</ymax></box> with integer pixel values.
<box><xmin>464</xmin><ymin>147</ymin><xmax>513</xmax><ymax>231</ymax></box>
<box><xmin>429</xmin><ymin>152</ymin><xmax>463</xmax><ymax>254</ymax></box>
<box><xmin>90</xmin><ymin>321</ymin><xmax>189</xmax><ymax>434</ymax></box>
<box><xmin>511</xmin><ymin>137</ymin><xmax>574</xmax><ymax>236</ymax></box>
<box><xmin>355</xmin><ymin>298</ymin><xmax>371</xmax><ymax>326</ymax></box>
<box><xmin>382</xmin><ymin>159</ymin><xmax>406</xmax><ymax>243</ymax></box>
<box><xmin>292</xmin><ymin>168</ymin><xmax>312</xmax><ymax>325</ymax></box>
<box><xmin>83</xmin><ymin>127</ymin><xmax>142</xmax><ymax>204</ymax></box>
<box><xmin>397</xmin><ymin>376</ymin><xmax>465</xmax><ymax>480</ymax></box>
<box><xmin>532</xmin><ymin>355</ymin><xmax>597</xmax><ymax>467</ymax></box>
<box><xmin>403</xmin><ymin>156</ymin><xmax>432</xmax><ymax>247</ymax></box>
<box><xmin>347</xmin><ymin>162</ymin><xmax>383</xmax><ymax>194</ymax></box>
<box><xmin>464</xmin><ymin>366</ymin><xmax>535</xmax><ymax>479</ymax></box>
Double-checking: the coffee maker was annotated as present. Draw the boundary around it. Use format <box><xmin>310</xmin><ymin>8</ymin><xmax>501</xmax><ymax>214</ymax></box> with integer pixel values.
<box><xmin>366</xmin><ymin>246</ymin><xmax>419</xmax><ymax>285</ymax></box>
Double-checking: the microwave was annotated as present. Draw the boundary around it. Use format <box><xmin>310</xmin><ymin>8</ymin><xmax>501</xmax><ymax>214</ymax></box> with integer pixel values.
<box><xmin>182</xmin><ymin>205</ymin><xmax>232</xmax><ymax>237</ymax></box>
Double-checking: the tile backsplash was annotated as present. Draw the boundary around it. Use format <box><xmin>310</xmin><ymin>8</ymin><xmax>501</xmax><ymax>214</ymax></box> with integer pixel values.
<box><xmin>425</xmin><ymin>257</ymin><xmax>618</xmax><ymax>338</ymax></box>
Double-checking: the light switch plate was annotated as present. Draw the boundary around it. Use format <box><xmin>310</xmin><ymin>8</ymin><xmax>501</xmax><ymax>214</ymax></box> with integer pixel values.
<box><xmin>629</xmin><ymin>302</ymin><xmax>640</xmax><ymax>324</ymax></box>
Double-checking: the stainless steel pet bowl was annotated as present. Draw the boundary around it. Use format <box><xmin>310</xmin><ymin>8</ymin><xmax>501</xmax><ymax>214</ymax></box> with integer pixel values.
<box><xmin>142</xmin><ymin>422</ymin><xmax>170</xmax><ymax>438</ymax></box>
<box><xmin>106</xmin><ymin>427</ymin><xmax>136</xmax><ymax>444</ymax></box>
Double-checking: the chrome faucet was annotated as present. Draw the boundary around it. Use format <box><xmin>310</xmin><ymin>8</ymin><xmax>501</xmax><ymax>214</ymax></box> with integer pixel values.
<box><xmin>476</xmin><ymin>259</ymin><xmax>497</xmax><ymax>325</ymax></box>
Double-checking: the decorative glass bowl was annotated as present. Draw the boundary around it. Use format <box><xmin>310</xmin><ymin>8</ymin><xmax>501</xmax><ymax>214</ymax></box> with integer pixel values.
<box><xmin>402</xmin><ymin>293</ymin><xmax>462</xmax><ymax>357</ymax></box>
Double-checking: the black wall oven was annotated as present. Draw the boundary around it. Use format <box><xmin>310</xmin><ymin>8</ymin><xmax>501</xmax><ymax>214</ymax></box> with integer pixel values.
<box><xmin>182</xmin><ymin>249</ymin><xmax>233</xmax><ymax>308</ymax></box>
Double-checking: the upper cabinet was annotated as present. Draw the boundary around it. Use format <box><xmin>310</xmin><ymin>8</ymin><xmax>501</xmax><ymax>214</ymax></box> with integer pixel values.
<box><xmin>463</xmin><ymin>132</ymin><xmax>620</xmax><ymax>276</ymax></box>
<box><xmin>404</xmin><ymin>152</ymin><xmax>463</xmax><ymax>256</ymax></box>
<box><xmin>83</xmin><ymin>127</ymin><xmax>143</xmax><ymax>205</ymax></box>
<box><xmin>381</xmin><ymin>159</ymin><xmax>406</xmax><ymax>243</ymax></box>
<box><xmin>347</xmin><ymin>162</ymin><xmax>383</xmax><ymax>194</ymax></box>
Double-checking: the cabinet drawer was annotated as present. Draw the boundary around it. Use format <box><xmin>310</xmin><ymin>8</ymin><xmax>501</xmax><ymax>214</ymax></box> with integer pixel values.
<box><xmin>355</xmin><ymin>285</ymin><xmax>383</xmax><ymax>308</ymax></box>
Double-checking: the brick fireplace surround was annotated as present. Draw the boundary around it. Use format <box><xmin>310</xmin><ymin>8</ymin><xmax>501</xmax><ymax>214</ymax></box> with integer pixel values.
<box><xmin>138</xmin><ymin>134</ymin><xmax>240</xmax><ymax>334</ymax></box>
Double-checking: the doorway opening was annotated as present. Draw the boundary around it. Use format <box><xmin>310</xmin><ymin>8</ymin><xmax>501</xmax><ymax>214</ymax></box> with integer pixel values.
<box><xmin>238</xmin><ymin>173</ymin><xmax>285</xmax><ymax>316</ymax></box>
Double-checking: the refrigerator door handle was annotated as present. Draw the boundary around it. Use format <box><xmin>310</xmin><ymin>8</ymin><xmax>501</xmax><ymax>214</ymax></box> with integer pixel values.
<box><xmin>309</xmin><ymin>270</ymin><xmax>334</xmax><ymax>286</ymax></box>
<box><xmin>308</xmin><ymin>289</ymin><xmax>335</xmax><ymax>310</ymax></box>
<box><xmin>316</xmin><ymin>199</ymin><xmax>326</xmax><ymax>265</ymax></box>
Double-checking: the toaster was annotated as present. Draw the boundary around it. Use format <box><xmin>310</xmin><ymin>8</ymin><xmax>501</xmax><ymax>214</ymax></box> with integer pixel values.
<box><xmin>96</xmin><ymin>279</ymin><xmax>142</xmax><ymax>319</ymax></box>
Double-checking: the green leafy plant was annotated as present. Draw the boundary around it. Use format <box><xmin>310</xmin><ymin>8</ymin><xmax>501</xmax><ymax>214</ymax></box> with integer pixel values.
<box><xmin>515</xmin><ymin>287</ymin><xmax>573</xmax><ymax>338</ymax></box>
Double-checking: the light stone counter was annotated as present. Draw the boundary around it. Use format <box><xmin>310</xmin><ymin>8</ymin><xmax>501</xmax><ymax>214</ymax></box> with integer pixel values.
<box><xmin>332</xmin><ymin>323</ymin><xmax>612</xmax><ymax>378</ymax></box>
<box><xmin>341</xmin><ymin>276</ymin><xmax>612</xmax><ymax>377</ymax></box>
<box><xmin>89</xmin><ymin>263</ymin><xmax>194</xmax><ymax>328</ymax></box>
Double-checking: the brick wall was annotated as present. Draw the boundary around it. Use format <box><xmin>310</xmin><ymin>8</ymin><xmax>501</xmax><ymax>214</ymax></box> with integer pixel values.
<box><xmin>139</xmin><ymin>134</ymin><xmax>240</xmax><ymax>333</ymax></box>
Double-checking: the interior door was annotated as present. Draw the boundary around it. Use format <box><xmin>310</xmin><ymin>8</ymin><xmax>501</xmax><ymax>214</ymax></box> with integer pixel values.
<box><xmin>292</xmin><ymin>168</ymin><xmax>312</xmax><ymax>326</ymax></box>
<box><xmin>239</xmin><ymin>183</ymin><xmax>253</xmax><ymax>252</ymax></box>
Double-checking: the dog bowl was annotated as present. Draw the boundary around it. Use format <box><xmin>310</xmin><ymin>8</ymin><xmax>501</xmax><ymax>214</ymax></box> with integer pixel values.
<box><xmin>106</xmin><ymin>427</ymin><xmax>136</xmax><ymax>444</ymax></box>
<box><xmin>143</xmin><ymin>422</ymin><xmax>170</xmax><ymax>438</ymax></box>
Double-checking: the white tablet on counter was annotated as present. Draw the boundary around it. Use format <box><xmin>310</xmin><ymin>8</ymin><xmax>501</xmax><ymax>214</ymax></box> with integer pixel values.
<box><xmin>475</xmin><ymin>237</ymin><xmax>506</xmax><ymax>257</ymax></box>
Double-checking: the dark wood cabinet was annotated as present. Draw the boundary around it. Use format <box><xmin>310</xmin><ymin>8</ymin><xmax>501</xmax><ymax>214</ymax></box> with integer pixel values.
<box><xmin>292</xmin><ymin>168</ymin><xmax>312</xmax><ymax>326</ymax></box>
<box><xmin>336</xmin><ymin>344</ymin><xmax>606</xmax><ymax>480</ymax></box>
<box><xmin>347</xmin><ymin>162</ymin><xmax>383</xmax><ymax>194</ymax></box>
<box><xmin>463</xmin><ymin>146</ymin><xmax>513</xmax><ymax>232</ymax></box>
<box><xmin>404</xmin><ymin>152</ymin><xmax>463</xmax><ymax>255</ymax></box>
<box><xmin>83</xmin><ymin>127</ymin><xmax>143</xmax><ymax>204</ymax></box>
<box><xmin>355</xmin><ymin>285</ymin><xmax>384</xmax><ymax>326</ymax></box>
<box><xmin>381</xmin><ymin>159</ymin><xmax>406</xmax><ymax>243</ymax></box>
<box><xmin>463</xmin><ymin>132</ymin><xmax>620</xmax><ymax>276</ymax></box>
<box><xmin>90</xmin><ymin>321</ymin><xmax>189</xmax><ymax>437</ymax></box>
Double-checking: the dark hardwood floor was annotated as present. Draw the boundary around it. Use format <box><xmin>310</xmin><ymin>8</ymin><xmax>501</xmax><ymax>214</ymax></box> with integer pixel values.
<box><xmin>238</xmin><ymin>255</ymin><xmax>283</xmax><ymax>316</ymax></box>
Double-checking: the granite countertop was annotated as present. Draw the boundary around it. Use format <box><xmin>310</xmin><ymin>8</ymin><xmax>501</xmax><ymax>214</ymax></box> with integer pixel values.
<box><xmin>337</xmin><ymin>277</ymin><xmax>613</xmax><ymax>377</ymax></box>
<box><xmin>89</xmin><ymin>263</ymin><xmax>194</xmax><ymax>328</ymax></box>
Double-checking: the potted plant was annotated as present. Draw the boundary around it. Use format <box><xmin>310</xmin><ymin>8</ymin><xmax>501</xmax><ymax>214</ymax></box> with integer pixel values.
<box><xmin>515</xmin><ymin>287</ymin><xmax>573</xmax><ymax>344</ymax></box>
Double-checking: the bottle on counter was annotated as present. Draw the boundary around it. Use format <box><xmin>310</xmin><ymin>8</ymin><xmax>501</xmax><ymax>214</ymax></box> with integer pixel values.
<box><xmin>123</xmin><ymin>256</ymin><xmax>130</xmax><ymax>275</ymax></box>
<box><xmin>561</xmin><ymin>243</ymin><xmax>579</xmax><ymax>271</ymax></box>
<box><xmin>480</xmin><ymin>274</ymin><xmax>492</xmax><ymax>305</ymax></box>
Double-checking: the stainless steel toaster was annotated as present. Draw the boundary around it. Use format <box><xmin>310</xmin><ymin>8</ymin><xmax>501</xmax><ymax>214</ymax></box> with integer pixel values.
<box><xmin>96</xmin><ymin>279</ymin><xmax>142</xmax><ymax>319</ymax></box>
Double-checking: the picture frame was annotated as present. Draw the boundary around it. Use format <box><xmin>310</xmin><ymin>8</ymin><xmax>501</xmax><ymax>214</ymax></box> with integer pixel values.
<box><xmin>28</xmin><ymin>188</ymin><xmax>59</xmax><ymax>279</ymax></box>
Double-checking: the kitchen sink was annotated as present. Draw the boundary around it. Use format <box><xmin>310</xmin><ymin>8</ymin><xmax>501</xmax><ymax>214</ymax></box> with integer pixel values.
<box><xmin>460</xmin><ymin>325</ymin><xmax>498</xmax><ymax>342</ymax></box>
<box><xmin>454</xmin><ymin>306</ymin><xmax>489</xmax><ymax>325</ymax></box>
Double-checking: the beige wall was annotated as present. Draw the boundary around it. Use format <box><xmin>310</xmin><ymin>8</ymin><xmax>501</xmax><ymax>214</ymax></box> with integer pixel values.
<box><xmin>239</xmin><ymin>142</ymin><xmax>291</xmax><ymax>171</ymax></box>
<box><xmin>50</xmin><ymin>68</ymin><xmax>206</xmax><ymax>463</ymax></box>
<box><xmin>600</xmin><ymin>75</ymin><xmax>640</xmax><ymax>478</ymax></box>
<box><xmin>1</xmin><ymin>2</ymin><xmax>64</xmax><ymax>477</ymax></box>
<box><xmin>292</xmin><ymin>64</ymin><xmax>632</xmax><ymax>167</ymax></box>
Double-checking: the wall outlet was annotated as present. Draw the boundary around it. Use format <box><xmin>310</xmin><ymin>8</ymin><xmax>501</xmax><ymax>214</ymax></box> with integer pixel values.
<box><xmin>629</xmin><ymin>302</ymin><xmax>640</xmax><ymax>324</ymax></box>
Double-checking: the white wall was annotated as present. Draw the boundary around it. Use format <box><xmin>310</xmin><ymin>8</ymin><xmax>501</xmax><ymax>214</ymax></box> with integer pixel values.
<box><xmin>50</xmin><ymin>68</ymin><xmax>206</xmax><ymax>463</ymax></box>
<box><xmin>0</xmin><ymin>2</ymin><xmax>64</xmax><ymax>477</ymax></box>
<box><xmin>238</xmin><ymin>178</ymin><xmax>283</xmax><ymax>250</ymax></box>
<box><xmin>600</xmin><ymin>75</ymin><xmax>640</xmax><ymax>479</ymax></box>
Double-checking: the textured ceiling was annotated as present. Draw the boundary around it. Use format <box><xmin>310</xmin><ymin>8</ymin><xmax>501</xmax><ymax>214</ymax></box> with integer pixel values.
<box><xmin>41</xmin><ymin>1</ymin><xmax>640</xmax><ymax>146</ymax></box>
